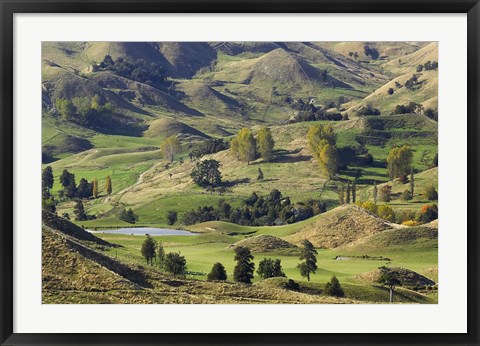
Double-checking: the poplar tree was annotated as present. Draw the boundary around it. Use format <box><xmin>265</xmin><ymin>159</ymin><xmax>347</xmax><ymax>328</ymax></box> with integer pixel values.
<box><xmin>92</xmin><ymin>178</ymin><xmax>98</xmax><ymax>198</ymax></box>
<box><xmin>410</xmin><ymin>168</ymin><xmax>415</xmax><ymax>196</ymax></box>
<box><xmin>105</xmin><ymin>176</ymin><xmax>112</xmax><ymax>195</ymax></box>
<box><xmin>161</xmin><ymin>136</ymin><xmax>182</xmax><ymax>163</ymax></box>
<box><xmin>256</xmin><ymin>127</ymin><xmax>275</xmax><ymax>161</ymax></box>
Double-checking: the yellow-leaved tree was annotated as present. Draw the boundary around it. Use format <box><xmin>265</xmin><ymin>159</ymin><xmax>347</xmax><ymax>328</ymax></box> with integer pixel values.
<box><xmin>256</xmin><ymin>127</ymin><xmax>275</xmax><ymax>161</ymax></box>
<box><xmin>231</xmin><ymin>128</ymin><xmax>256</xmax><ymax>164</ymax></box>
<box><xmin>307</xmin><ymin>124</ymin><xmax>337</xmax><ymax>178</ymax></box>
<box><xmin>162</xmin><ymin>136</ymin><xmax>182</xmax><ymax>163</ymax></box>
<box><xmin>386</xmin><ymin>145</ymin><xmax>413</xmax><ymax>180</ymax></box>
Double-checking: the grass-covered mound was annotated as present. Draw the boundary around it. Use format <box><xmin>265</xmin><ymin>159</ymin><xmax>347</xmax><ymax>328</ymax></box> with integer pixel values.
<box><xmin>144</xmin><ymin>117</ymin><xmax>210</xmax><ymax>141</ymax></box>
<box><xmin>342</xmin><ymin>226</ymin><xmax>438</xmax><ymax>252</ymax></box>
<box><xmin>231</xmin><ymin>235</ymin><xmax>297</xmax><ymax>253</ymax></box>
<box><xmin>285</xmin><ymin>204</ymin><xmax>393</xmax><ymax>249</ymax></box>
<box><xmin>357</xmin><ymin>267</ymin><xmax>436</xmax><ymax>289</ymax></box>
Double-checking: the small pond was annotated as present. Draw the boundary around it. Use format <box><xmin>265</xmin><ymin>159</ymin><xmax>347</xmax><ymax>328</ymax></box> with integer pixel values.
<box><xmin>88</xmin><ymin>227</ymin><xmax>198</xmax><ymax>236</ymax></box>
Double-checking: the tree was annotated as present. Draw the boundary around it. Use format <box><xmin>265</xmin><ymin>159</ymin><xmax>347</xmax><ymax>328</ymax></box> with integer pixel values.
<box><xmin>65</xmin><ymin>179</ymin><xmax>77</xmax><ymax>199</ymax></box>
<box><xmin>105</xmin><ymin>175</ymin><xmax>112</xmax><ymax>195</ymax></box>
<box><xmin>42</xmin><ymin>166</ymin><xmax>54</xmax><ymax>191</ymax></box>
<box><xmin>401</xmin><ymin>190</ymin><xmax>413</xmax><ymax>201</ymax></box>
<box><xmin>92</xmin><ymin>178</ymin><xmax>98</xmax><ymax>198</ymax></box>
<box><xmin>141</xmin><ymin>235</ymin><xmax>157</xmax><ymax>265</ymax></box>
<box><xmin>346</xmin><ymin>181</ymin><xmax>351</xmax><ymax>204</ymax></box>
<box><xmin>318</xmin><ymin>143</ymin><xmax>338</xmax><ymax>178</ymax></box>
<box><xmin>155</xmin><ymin>242</ymin><xmax>165</xmax><ymax>269</ymax></box>
<box><xmin>373</xmin><ymin>181</ymin><xmax>378</xmax><ymax>205</ymax></box>
<box><xmin>410</xmin><ymin>168</ymin><xmax>415</xmax><ymax>196</ymax></box>
<box><xmin>417</xmin><ymin>204</ymin><xmax>438</xmax><ymax>223</ymax></box>
<box><xmin>338</xmin><ymin>183</ymin><xmax>345</xmax><ymax>204</ymax></box>
<box><xmin>76</xmin><ymin>178</ymin><xmax>92</xmax><ymax>199</ymax></box>
<box><xmin>387</xmin><ymin>145</ymin><xmax>413</xmax><ymax>180</ymax></box>
<box><xmin>257</xmin><ymin>168</ymin><xmax>264</xmax><ymax>181</ymax></box>
<box><xmin>377</xmin><ymin>268</ymin><xmax>401</xmax><ymax>303</ymax></box>
<box><xmin>307</xmin><ymin>125</ymin><xmax>337</xmax><ymax>178</ymax></box>
<box><xmin>307</xmin><ymin>124</ymin><xmax>336</xmax><ymax>158</ymax></box>
<box><xmin>298</xmin><ymin>239</ymin><xmax>318</xmax><ymax>281</ymax></box>
<box><xmin>423</xmin><ymin>185</ymin><xmax>438</xmax><ymax>200</ymax></box>
<box><xmin>161</xmin><ymin>136</ymin><xmax>182</xmax><ymax>163</ymax></box>
<box><xmin>352</xmin><ymin>180</ymin><xmax>357</xmax><ymax>203</ymax></box>
<box><xmin>380</xmin><ymin>185</ymin><xmax>392</xmax><ymax>202</ymax></box>
<box><xmin>257</xmin><ymin>258</ymin><xmax>285</xmax><ymax>279</ymax></box>
<box><xmin>257</xmin><ymin>127</ymin><xmax>275</xmax><ymax>161</ymax></box>
<box><xmin>167</xmin><ymin>211</ymin><xmax>178</xmax><ymax>225</ymax></box>
<box><xmin>59</xmin><ymin>169</ymin><xmax>76</xmax><ymax>191</ymax></box>
<box><xmin>231</xmin><ymin>128</ymin><xmax>256</xmax><ymax>164</ymax></box>
<box><xmin>387</xmin><ymin>88</ymin><xmax>394</xmax><ymax>95</ymax></box>
<box><xmin>233</xmin><ymin>246</ymin><xmax>255</xmax><ymax>284</ymax></box>
<box><xmin>190</xmin><ymin>159</ymin><xmax>222</xmax><ymax>190</ymax></box>
<box><xmin>73</xmin><ymin>199</ymin><xmax>87</xmax><ymax>221</ymax></box>
<box><xmin>119</xmin><ymin>208</ymin><xmax>138</xmax><ymax>224</ymax></box>
<box><xmin>325</xmin><ymin>276</ymin><xmax>345</xmax><ymax>297</ymax></box>
<box><xmin>207</xmin><ymin>262</ymin><xmax>227</xmax><ymax>281</ymax></box>
<box><xmin>377</xmin><ymin>204</ymin><xmax>395</xmax><ymax>222</ymax></box>
<box><xmin>55</xmin><ymin>98</ymin><xmax>75</xmax><ymax>120</ymax></box>
<box><xmin>164</xmin><ymin>252</ymin><xmax>187</xmax><ymax>276</ymax></box>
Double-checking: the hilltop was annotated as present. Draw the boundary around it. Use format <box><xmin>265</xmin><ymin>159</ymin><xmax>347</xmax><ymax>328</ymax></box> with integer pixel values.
<box><xmin>284</xmin><ymin>204</ymin><xmax>395</xmax><ymax>248</ymax></box>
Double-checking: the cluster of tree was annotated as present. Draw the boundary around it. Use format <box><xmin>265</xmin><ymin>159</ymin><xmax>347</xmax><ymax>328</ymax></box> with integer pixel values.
<box><xmin>307</xmin><ymin>124</ymin><xmax>338</xmax><ymax>178</ymax></box>
<box><xmin>233</xmin><ymin>240</ymin><xmax>319</xmax><ymax>284</ymax></box>
<box><xmin>404</xmin><ymin>74</ymin><xmax>420</xmax><ymax>90</ymax></box>
<box><xmin>357</xmin><ymin>200</ymin><xmax>437</xmax><ymax>224</ymax></box>
<box><xmin>141</xmin><ymin>236</ymin><xmax>187</xmax><ymax>275</ymax></box>
<box><xmin>58</xmin><ymin>169</ymin><xmax>112</xmax><ymax>200</ymax></box>
<box><xmin>337</xmin><ymin>179</ymin><xmax>357</xmax><ymax>204</ymax></box>
<box><xmin>386</xmin><ymin>145</ymin><xmax>413</xmax><ymax>181</ymax></box>
<box><xmin>55</xmin><ymin>95</ymin><xmax>113</xmax><ymax>126</ymax></box>
<box><xmin>348</xmin><ymin>51</ymin><xmax>359</xmax><ymax>59</ymax></box>
<box><xmin>182</xmin><ymin>190</ymin><xmax>326</xmax><ymax>227</ymax></box>
<box><xmin>42</xmin><ymin>166</ymin><xmax>55</xmax><ymax>213</ymax></box>
<box><xmin>118</xmin><ymin>208</ymin><xmax>138</xmax><ymax>224</ymax></box>
<box><xmin>424</xmin><ymin>108</ymin><xmax>438</xmax><ymax>121</ymax></box>
<box><xmin>231</xmin><ymin>127</ymin><xmax>275</xmax><ymax>164</ymax></box>
<box><xmin>363</xmin><ymin>45</ymin><xmax>379</xmax><ymax>60</ymax></box>
<box><xmin>392</xmin><ymin>102</ymin><xmax>424</xmax><ymax>115</ymax></box>
<box><xmin>356</xmin><ymin>104</ymin><xmax>381</xmax><ymax>116</ymax></box>
<box><xmin>189</xmin><ymin>138</ymin><xmax>228</xmax><ymax>160</ymax></box>
<box><xmin>190</xmin><ymin>159</ymin><xmax>222</xmax><ymax>192</ymax></box>
<box><xmin>416</xmin><ymin>61</ymin><xmax>438</xmax><ymax>72</ymax></box>
<box><xmin>391</xmin><ymin>102</ymin><xmax>437</xmax><ymax>119</ymax></box>
<box><xmin>356</xmin><ymin>201</ymin><xmax>396</xmax><ymax>222</ymax></box>
<box><xmin>97</xmin><ymin>55</ymin><xmax>165</xmax><ymax>88</ymax></box>
<box><xmin>286</xmin><ymin>98</ymin><xmax>343</xmax><ymax>124</ymax></box>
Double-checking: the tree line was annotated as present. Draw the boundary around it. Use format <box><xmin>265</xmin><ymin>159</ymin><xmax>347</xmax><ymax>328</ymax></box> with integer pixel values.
<box><xmin>140</xmin><ymin>236</ymin><xmax>346</xmax><ymax>298</ymax></box>
<box><xmin>181</xmin><ymin>189</ymin><xmax>326</xmax><ymax>227</ymax></box>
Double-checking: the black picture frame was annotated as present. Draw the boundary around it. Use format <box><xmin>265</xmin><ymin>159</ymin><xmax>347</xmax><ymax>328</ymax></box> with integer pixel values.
<box><xmin>1</xmin><ymin>1</ymin><xmax>479</xmax><ymax>345</ymax></box>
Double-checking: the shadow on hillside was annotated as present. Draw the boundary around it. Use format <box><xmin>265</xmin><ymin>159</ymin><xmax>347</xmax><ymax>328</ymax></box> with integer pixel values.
<box><xmin>252</xmin><ymin>149</ymin><xmax>312</xmax><ymax>164</ymax></box>
<box><xmin>223</xmin><ymin>178</ymin><xmax>251</xmax><ymax>188</ymax></box>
